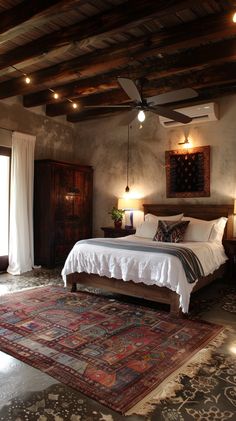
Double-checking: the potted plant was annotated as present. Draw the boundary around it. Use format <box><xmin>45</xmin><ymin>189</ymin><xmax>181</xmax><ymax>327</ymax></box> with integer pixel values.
<box><xmin>109</xmin><ymin>206</ymin><xmax>125</xmax><ymax>229</ymax></box>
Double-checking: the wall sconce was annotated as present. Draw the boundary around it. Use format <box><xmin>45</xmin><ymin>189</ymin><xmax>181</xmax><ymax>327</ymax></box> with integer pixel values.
<box><xmin>178</xmin><ymin>136</ymin><xmax>191</xmax><ymax>149</ymax></box>
<box><xmin>118</xmin><ymin>198</ymin><xmax>141</xmax><ymax>228</ymax></box>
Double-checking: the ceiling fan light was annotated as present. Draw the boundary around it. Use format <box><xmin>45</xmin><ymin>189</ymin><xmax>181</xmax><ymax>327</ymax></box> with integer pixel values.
<box><xmin>137</xmin><ymin>110</ymin><xmax>145</xmax><ymax>122</ymax></box>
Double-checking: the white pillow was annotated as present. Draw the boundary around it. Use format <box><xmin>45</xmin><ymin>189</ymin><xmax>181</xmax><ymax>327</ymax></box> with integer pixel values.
<box><xmin>145</xmin><ymin>213</ymin><xmax>183</xmax><ymax>222</ymax></box>
<box><xmin>182</xmin><ymin>216</ymin><xmax>228</xmax><ymax>243</ymax></box>
<box><xmin>209</xmin><ymin>217</ymin><xmax>227</xmax><ymax>243</ymax></box>
<box><xmin>183</xmin><ymin>220</ymin><xmax>215</xmax><ymax>242</ymax></box>
<box><xmin>135</xmin><ymin>220</ymin><xmax>158</xmax><ymax>239</ymax></box>
<box><xmin>135</xmin><ymin>213</ymin><xmax>184</xmax><ymax>239</ymax></box>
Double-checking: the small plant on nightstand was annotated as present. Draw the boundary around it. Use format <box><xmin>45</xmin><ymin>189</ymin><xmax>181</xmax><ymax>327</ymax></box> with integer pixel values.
<box><xmin>108</xmin><ymin>207</ymin><xmax>125</xmax><ymax>229</ymax></box>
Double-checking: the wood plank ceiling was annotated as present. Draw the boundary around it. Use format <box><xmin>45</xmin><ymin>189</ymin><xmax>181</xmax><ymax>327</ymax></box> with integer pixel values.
<box><xmin>0</xmin><ymin>0</ymin><xmax>235</xmax><ymax>123</ymax></box>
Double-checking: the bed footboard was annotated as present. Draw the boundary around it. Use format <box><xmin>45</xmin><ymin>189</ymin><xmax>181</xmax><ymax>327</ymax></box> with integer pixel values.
<box><xmin>66</xmin><ymin>272</ymin><xmax>182</xmax><ymax>317</ymax></box>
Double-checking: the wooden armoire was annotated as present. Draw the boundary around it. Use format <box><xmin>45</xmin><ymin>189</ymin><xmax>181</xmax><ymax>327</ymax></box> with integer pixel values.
<box><xmin>34</xmin><ymin>160</ymin><xmax>93</xmax><ymax>267</ymax></box>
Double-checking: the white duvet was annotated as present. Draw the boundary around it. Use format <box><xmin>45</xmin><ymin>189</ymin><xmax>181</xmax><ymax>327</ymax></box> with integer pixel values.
<box><xmin>61</xmin><ymin>235</ymin><xmax>227</xmax><ymax>313</ymax></box>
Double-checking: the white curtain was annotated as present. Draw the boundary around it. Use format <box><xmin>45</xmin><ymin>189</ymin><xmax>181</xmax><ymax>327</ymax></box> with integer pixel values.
<box><xmin>7</xmin><ymin>131</ymin><xmax>36</xmax><ymax>275</ymax></box>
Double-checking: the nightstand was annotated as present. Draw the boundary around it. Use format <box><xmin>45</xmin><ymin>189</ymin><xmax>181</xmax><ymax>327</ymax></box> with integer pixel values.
<box><xmin>101</xmin><ymin>226</ymin><xmax>136</xmax><ymax>238</ymax></box>
<box><xmin>223</xmin><ymin>238</ymin><xmax>236</xmax><ymax>280</ymax></box>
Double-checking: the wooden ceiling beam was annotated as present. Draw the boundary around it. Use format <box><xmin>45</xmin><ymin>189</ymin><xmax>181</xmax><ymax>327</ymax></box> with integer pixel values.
<box><xmin>150</xmin><ymin>64</ymin><xmax>236</xmax><ymax>94</ymax></box>
<box><xmin>47</xmin><ymin>89</ymin><xmax>131</xmax><ymax>117</ymax></box>
<box><xmin>24</xmin><ymin>60</ymin><xmax>236</xmax><ymax>111</ymax></box>
<box><xmin>0</xmin><ymin>0</ymin><xmax>191</xmax><ymax>70</ymax></box>
<box><xmin>67</xmin><ymin>83</ymin><xmax>236</xmax><ymax>123</ymax></box>
<box><xmin>23</xmin><ymin>75</ymin><xmax>119</xmax><ymax>108</ymax></box>
<box><xmin>46</xmin><ymin>64</ymin><xmax>236</xmax><ymax>118</ymax></box>
<box><xmin>45</xmin><ymin>38</ymin><xmax>236</xmax><ymax>116</ymax></box>
<box><xmin>3</xmin><ymin>10</ymin><xmax>235</xmax><ymax>101</ymax></box>
<box><xmin>23</xmin><ymin>33</ymin><xmax>236</xmax><ymax>108</ymax></box>
<box><xmin>0</xmin><ymin>53</ymin><xmax>133</xmax><ymax>99</ymax></box>
<box><xmin>0</xmin><ymin>0</ymin><xmax>72</xmax><ymax>35</ymax></box>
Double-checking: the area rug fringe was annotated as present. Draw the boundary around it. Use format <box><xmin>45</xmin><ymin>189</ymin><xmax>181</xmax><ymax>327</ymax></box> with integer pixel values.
<box><xmin>125</xmin><ymin>329</ymin><xmax>226</xmax><ymax>416</ymax></box>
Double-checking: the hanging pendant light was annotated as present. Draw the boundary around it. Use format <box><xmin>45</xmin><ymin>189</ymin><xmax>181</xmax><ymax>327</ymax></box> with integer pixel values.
<box><xmin>118</xmin><ymin>124</ymin><xmax>142</xmax><ymax>229</ymax></box>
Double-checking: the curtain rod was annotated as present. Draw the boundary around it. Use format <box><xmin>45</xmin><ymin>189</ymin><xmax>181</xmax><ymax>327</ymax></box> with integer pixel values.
<box><xmin>0</xmin><ymin>126</ymin><xmax>34</xmax><ymax>136</ymax></box>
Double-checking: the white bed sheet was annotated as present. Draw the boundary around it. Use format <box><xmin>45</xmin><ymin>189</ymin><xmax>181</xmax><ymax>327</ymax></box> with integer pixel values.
<box><xmin>61</xmin><ymin>235</ymin><xmax>227</xmax><ymax>313</ymax></box>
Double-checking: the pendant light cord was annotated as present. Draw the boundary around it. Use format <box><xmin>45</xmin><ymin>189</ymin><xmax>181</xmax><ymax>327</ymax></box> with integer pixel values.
<box><xmin>125</xmin><ymin>124</ymin><xmax>130</xmax><ymax>192</ymax></box>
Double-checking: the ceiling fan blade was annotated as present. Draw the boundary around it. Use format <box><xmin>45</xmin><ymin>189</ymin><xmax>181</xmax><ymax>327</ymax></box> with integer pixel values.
<box><xmin>117</xmin><ymin>77</ymin><xmax>142</xmax><ymax>102</ymax></box>
<box><xmin>119</xmin><ymin>110</ymin><xmax>138</xmax><ymax>126</ymax></box>
<box><xmin>147</xmin><ymin>88</ymin><xmax>198</xmax><ymax>106</ymax></box>
<box><xmin>149</xmin><ymin>105</ymin><xmax>192</xmax><ymax>124</ymax></box>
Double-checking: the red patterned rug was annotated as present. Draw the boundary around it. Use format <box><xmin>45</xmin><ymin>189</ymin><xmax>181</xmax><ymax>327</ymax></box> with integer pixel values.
<box><xmin>0</xmin><ymin>286</ymin><xmax>223</xmax><ymax>414</ymax></box>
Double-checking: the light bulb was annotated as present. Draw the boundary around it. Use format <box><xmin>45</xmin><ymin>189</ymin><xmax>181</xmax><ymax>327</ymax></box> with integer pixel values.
<box><xmin>137</xmin><ymin>110</ymin><xmax>145</xmax><ymax>122</ymax></box>
<box><xmin>72</xmin><ymin>102</ymin><xmax>78</xmax><ymax>109</ymax></box>
<box><xmin>25</xmin><ymin>76</ymin><xmax>31</xmax><ymax>84</ymax></box>
<box><xmin>53</xmin><ymin>92</ymin><xmax>59</xmax><ymax>99</ymax></box>
<box><xmin>233</xmin><ymin>12</ymin><xmax>236</xmax><ymax>23</ymax></box>
<box><xmin>183</xmin><ymin>140</ymin><xmax>191</xmax><ymax>149</ymax></box>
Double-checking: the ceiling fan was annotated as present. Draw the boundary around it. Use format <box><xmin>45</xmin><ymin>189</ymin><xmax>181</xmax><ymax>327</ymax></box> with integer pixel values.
<box><xmin>84</xmin><ymin>77</ymin><xmax>198</xmax><ymax>124</ymax></box>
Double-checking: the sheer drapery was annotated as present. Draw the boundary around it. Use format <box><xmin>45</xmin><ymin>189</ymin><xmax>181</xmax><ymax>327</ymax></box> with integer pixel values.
<box><xmin>7</xmin><ymin>131</ymin><xmax>36</xmax><ymax>274</ymax></box>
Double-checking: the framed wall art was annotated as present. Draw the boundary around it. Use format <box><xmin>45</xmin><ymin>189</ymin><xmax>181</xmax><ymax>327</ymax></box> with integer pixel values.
<box><xmin>165</xmin><ymin>145</ymin><xmax>210</xmax><ymax>198</ymax></box>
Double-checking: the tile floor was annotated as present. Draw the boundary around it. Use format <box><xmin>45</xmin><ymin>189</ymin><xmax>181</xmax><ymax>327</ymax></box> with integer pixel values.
<box><xmin>0</xmin><ymin>268</ymin><xmax>235</xmax><ymax>420</ymax></box>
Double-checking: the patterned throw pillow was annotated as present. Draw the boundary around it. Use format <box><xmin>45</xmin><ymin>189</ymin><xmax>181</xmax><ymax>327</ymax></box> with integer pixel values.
<box><xmin>153</xmin><ymin>220</ymin><xmax>190</xmax><ymax>243</ymax></box>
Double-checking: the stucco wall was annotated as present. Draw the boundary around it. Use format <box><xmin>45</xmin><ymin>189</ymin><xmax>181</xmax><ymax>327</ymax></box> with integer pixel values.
<box><xmin>0</xmin><ymin>99</ymin><xmax>76</xmax><ymax>161</ymax></box>
<box><xmin>74</xmin><ymin>95</ymin><xmax>236</xmax><ymax>237</ymax></box>
<box><xmin>1</xmin><ymin>94</ymin><xmax>235</xmax><ymax>238</ymax></box>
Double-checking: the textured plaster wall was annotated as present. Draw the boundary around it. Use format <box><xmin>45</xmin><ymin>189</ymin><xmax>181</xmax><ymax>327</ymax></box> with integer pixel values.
<box><xmin>74</xmin><ymin>95</ymin><xmax>236</xmax><ymax>237</ymax></box>
<box><xmin>0</xmin><ymin>99</ymin><xmax>76</xmax><ymax>161</ymax></box>
<box><xmin>1</xmin><ymin>95</ymin><xmax>235</xmax><ymax>238</ymax></box>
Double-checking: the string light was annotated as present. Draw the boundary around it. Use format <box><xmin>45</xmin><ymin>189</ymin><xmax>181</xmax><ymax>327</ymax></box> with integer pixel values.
<box><xmin>11</xmin><ymin>65</ymin><xmax>81</xmax><ymax>111</ymax></box>
<box><xmin>25</xmin><ymin>76</ymin><xmax>31</xmax><ymax>84</ymax></box>
<box><xmin>49</xmin><ymin>88</ymin><xmax>60</xmax><ymax>99</ymax></box>
<box><xmin>49</xmin><ymin>89</ymin><xmax>60</xmax><ymax>99</ymax></box>
<box><xmin>11</xmin><ymin>65</ymin><xmax>31</xmax><ymax>84</ymax></box>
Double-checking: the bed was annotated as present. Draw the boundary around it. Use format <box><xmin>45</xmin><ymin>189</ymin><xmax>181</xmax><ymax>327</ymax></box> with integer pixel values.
<box><xmin>62</xmin><ymin>204</ymin><xmax>234</xmax><ymax>316</ymax></box>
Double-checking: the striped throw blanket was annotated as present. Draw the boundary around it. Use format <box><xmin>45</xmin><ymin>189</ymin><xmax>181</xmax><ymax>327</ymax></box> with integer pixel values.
<box><xmin>78</xmin><ymin>239</ymin><xmax>204</xmax><ymax>284</ymax></box>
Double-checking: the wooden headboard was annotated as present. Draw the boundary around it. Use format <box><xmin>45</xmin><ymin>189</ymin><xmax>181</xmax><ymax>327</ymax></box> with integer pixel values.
<box><xmin>143</xmin><ymin>204</ymin><xmax>234</xmax><ymax>240</ymax></box>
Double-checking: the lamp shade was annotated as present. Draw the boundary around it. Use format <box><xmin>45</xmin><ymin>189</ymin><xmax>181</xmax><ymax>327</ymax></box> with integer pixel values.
<box><xmin>118</xmin><ymin>198</ymin><xmax>141</xmax><ymax>210</ymax></box>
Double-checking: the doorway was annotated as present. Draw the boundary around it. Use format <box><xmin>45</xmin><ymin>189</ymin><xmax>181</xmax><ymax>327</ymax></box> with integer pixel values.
<box><xmin>0</xmin><ymin>146</ymin><xmax>11</xmax><ymax>272</ymax></box>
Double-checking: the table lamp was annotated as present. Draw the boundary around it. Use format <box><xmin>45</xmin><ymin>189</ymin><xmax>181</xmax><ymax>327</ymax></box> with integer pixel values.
<box><xmin>118</xmin><ymin>198</ymin><xmax>141</xmax><ymax>228</ymax></box>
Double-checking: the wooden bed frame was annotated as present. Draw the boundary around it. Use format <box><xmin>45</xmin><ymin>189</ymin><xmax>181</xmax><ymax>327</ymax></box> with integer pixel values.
<box><xmin>66</xmin><ymin>204</ymin><xmax>234</xmax><ymax>316</ymax></box>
